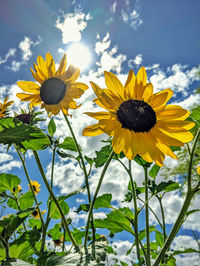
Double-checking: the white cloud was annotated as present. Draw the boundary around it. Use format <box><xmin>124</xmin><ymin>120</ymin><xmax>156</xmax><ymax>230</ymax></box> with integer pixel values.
<box><xmin>121</xmin><ymin>9</ymin><xmax>143</xmax><ymax>30</ymax></box>
<box><xmin>128</xmin><ymin>53</ymin><xmax>143</xmax><ymax>67</ymax></box>
<box><xmin>110</xmin><ymin>2</ymin><xmax>117</xmax><ymax>13</ymax></box>
<box><xmin>95</xmin><ymin>32</ymin><xmax>111</xmax><ymax>55</ymax></box>
<box><xmin>56</xmin><ymin>11</ymin><xmax>92</xmax><ymax>44</ymax></box>
<box><xmin>0</xmin><ymin>149</ymin><xmax>21</xmax><ymax>173</ymax></box>
<box><xmin>0</xmin><ymin>48</ymin><xmax>16</xmax><ymax>65</ymax></box>
<box><xmin>19</xmin><ymin>36</ymin><xmax>33</xmax><ymax>61</ymax></box>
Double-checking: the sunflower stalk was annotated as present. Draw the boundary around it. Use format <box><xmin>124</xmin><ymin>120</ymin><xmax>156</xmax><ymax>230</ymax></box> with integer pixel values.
<box><xmin>153</xmin><ymin>129</ymin><xmax>200</xmax><ymax>266</ymax></box>
<box><xmin>33</xmin><ymin>150</ymin><xmax>79</xmax><ymax>249</ymax></box>
<box><xmin>156</xmin><ymin>195</ymin><xmax>167</xmax><ymax>242</ymax></box>
<box><xmin>40</xmin><ymin>145</ymin><xmax>56</xmax><ymax>253</ymax></box>
<box><xmin>144</xmin><ymin>166</ymin><xmax>151</xmax><ymax>266</ymax></box>
<box><xmin>84</xmin><ymin>150</ymin><xmax>115</xmax><ymax>248</ymax></box>
<box><xmin>15</xmin><ymin>145</ymin><xmax>45</xmax><ymax>229</ymax></box>
<box><xmin>63</xmin><ymin>113</ymin><xmax>96</xmax><ymax>242</ymax></box>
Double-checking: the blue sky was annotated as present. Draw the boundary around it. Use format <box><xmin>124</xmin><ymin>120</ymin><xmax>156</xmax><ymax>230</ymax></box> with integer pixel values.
<box><xmin>0</xmin><ymin>0</ymin><xmax>200</xmax><ymax>265</ymax></box>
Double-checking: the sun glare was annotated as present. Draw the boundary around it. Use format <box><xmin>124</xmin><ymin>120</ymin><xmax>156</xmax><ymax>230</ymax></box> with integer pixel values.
<box><xmin>66</xmin><ymin>43</ymin><xmax>91</xmax><ymax>71</ymax></box>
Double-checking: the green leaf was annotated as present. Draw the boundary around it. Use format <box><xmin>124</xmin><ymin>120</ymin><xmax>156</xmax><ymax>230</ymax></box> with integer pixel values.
<box><xmin>94</xmin><ymin>209</ymin><xmax>134</xmax><ymax>235</ymax></box>
<box><xmin>47</xmin><ymin>224</ymin><xmax>62</xmax><ymax>240</ymax></box>
<box><xmin>0</xmin><ymin>173</ymin><xmax>20</xmax><ymax>192</ymax></box>
<box><xmin>94</xmin><ymin>145</ymin><xmax>113</xmax><ymax>168</ymax></box>
<box><xmin>167</xmin><ymin>257</ymin><xmax>176</xmax><ymax>266</ymax></box>
<box><xmin>138</xmin><ymin>226</ymin><xmax>157</xmax><ymax>241</ymax></box>
<box><xmin>58</xmin><ymin>137</ymin><xmax>79</xmax><ymax>152</ymax></box>
<box><xmin>46</xmin><ymin>240</ymin><xmax>108</xmax><ymax>265</ymax></box>
<box><xmin>191</xmin><ymin>106</ymin><xmax>200</xmax><ymax>123</ymax></box>
<box><xmin>65</xmin><ymin>228</ymin><xmax>86</xmax><ymax>245</ymax></box>
<box><xmin>28</xmin><ymin>218</ymin><xmax>42</xmax><ymax>229</ymax></box>
<box><xmin>0</xmin><ymin>117</ymin><xmax>50</xmax><ymax>150</ymax></box>
<box><xmin>94</xmin><ymin>193</ymin><xmax>112</xmax><ymax>208</ymax></box>
<box><xmin>170</xmin><ymin>248</ymin><xmax>200</xmax><ymax>256</ymax></box>
<box><xmin>134</xmin><ymin>155</ymin><xmax>152</xmax><ymax>167</ymax></box>
<box><xmin>84</xmin><ymin>155</ymin><xmax>94</xmax><ymax>166</ymax></box>
<box><xmin>7</xmin><ymin>198</ymin><xmax>18</xmax><ymax>209</ymax></box>
<box><xmin>56</xmin><ymin>150</ymin><xmax>77</xmax><ymax>160</ymax></box>
<box><xmin>155</xmin><ymin>231</ymin><xmax>164</xmax><ymax>247</ymax></box>
<box><xmin>9</xmin><ymin>227</ymin><xmax>40</xmax><ymax>261</ymax></box>
<box><xmin>149</xmin><ymin>165</ymin><xmax>160</xmax><ymax>179</ymax></box>
<box><xmin>48</xmin><ymin>118</ymin><xmax>56</xmax><ymax>137</ymax></box>
<box><xmin>50</xmin><ymin>198</ymin><xmax>69</xmax><ymax>219</ymax></box>
<box><xmin>19</xmin><ymin>191</ymin><xmax>34</xmax><ymax>209</ymax></box>
<box><xmin>156</xmin><ymin>181</ymin><xmax>180</xmax><ymax>193</ymax></box>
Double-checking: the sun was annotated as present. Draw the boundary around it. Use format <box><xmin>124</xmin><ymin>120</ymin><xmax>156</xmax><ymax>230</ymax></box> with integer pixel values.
<box><xmin>66</xmin><ymin>43</ymin><xmax>91</xmax><ymax>71</ymax></box>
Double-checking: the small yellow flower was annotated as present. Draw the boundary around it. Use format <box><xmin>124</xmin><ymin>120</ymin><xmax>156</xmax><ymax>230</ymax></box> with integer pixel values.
<box><xmin>197</xmin><ymin>166</ymin><xmax>200</xmax><ymax>175</ymax></box>
<box><xmin>12</xmin><ymin>185</ymin><xmax>22</xmax><ymax>194</ymax></box>
<box><xmin>83</xmin><ymin>68</ymin><xmax>195</xmax><ymax>166</ymax></box>
<box><xmin>0</xmin><ymin>97</ymin><xmax>13</xmax><ymax>119</ymax></box>
<box><xmin>16</xmin><ymin>52</ymin><xmax>88</xmax><ymax>115</ymax></box>
<box><xmin>29</xmin><ymin>181</ymin><xmax>41</xmax><ymax>195</ymax></box>
<box><xmin>1</xmin><ymin>214</ymin><xmax>12</xmax><ymax>219</ymax></box>
<box><xmin>32</xmin><ymin>209</ymin><xmax>46</xmax><ymax>219</ymax></box>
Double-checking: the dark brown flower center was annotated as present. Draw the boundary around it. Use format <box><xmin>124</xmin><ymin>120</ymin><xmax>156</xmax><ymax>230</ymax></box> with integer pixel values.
<box><xmin>117</xmin><ymin>99</ymin><xmax>156</xmax><ymax>132</ymax></box>
<box><xmin>16</xmin><ymin>114</ymin><xmax>31</xmax><ymax>124</ymax></box>
<box><xmin>32</xmin><ymin>210</ymin><xmax>38</xmax><ymax>216</ymax></box>
<box><xmin>40</xmin><ymin>78</ymin><xmax>66</xmax><ymax>105</ymax></box>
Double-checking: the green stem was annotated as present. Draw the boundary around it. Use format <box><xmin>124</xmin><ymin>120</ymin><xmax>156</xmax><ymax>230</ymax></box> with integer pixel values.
<box><xmin>33</xmin><ymin>151</ymin><xmax>78</xmax><ymax>248</ymax></box>
<box><xmin>84</xmin><ymin>150</ymin><xmax>115</xmax><ymax>248</ymax></box>
<box><xmin>0</xmin><ymin>237</ymin><xmax>9</xmax><ymax>259</ymax></box>
<box><xmin>157</xmin><ymin>196</ymin><xmax>167</xmax><ymax>242</ymax></box>
<box><xmin>40</xmin><ymin>145</ymin><xmax>56</xmax><ymax>252</ymax></box>
<box><xmin>128</xmin><ymin>160</ymin><xmax>142</xmax><ymax>265</ymax></box>
<box><xmin>153</xmin><ymin>191</ymin><xmax>195</xmax><ymax>266</ymax></box>
<box><xmin>153</xmin><ymin>129</ymin><xmax>200</xmax><ymax>266</ymax></box>
<box><xmin>63</xmin><ymin>113</ymin><xmax>96</xmax><ymax>241</ymax></box>
<box><xmin>15</xmin><ymin>145</ymin><xmax>45</xmax><ymax>229</ymax></box>
<box><xmin>188</xmin><ymin>129</ymin><xmax>200</xmax><ymax>191</ymax></box>
<box><xmin>144</xmin><ymin>166</ymin><xmax>151</xmax><ymax>266</ymax></box>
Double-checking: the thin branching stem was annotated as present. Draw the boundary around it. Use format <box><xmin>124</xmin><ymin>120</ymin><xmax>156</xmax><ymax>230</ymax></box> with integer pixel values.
<box><xmin>63</xmin><ymin>113</ymin><xmax>96</xmax><ymax>242</ymax></box>
<box><xmin>156</xmin><ymin>195</ymin><xmax>167</xmax><ymax>241</ymax></box>
<box><xmin>33</xmin><ymin>150</ymin><xmax>78</xmax><ymax>249</ymax></box>
<box><xmin>144</xmin><ymin>166</ymin><xmax>151</xmax><ymax>266</ymax></box>
<box><xmin>84</xmin><ymin>150</ymin><xmax>115</xmax><ymax>248</ymax></box>
<box><xmin>153</xmin><ymin>129</ymin><xmax>200</xmax><ymax>266</ymax></box>
<box><xmin>15</xmin><ymin>145</ymin><xmax>45</xmax><ymax>229</ymax></box>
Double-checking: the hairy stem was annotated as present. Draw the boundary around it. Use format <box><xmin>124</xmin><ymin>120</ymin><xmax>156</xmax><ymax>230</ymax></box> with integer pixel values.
<box><xmin>84</xmin><ymin>150</ymin><xmax>115</xmax><ymax>248</ymax></box>
<box><xmin>33</xmin><ymin>151</ymin><xmax>78</xmax><ymax>249</ymax></box>
<box><xmin>63</xmin><ymin>113</ymin><xmax>96</xmax><ymax>241</ymax></box>
<box><xmin>144</xmin><ymin>166</ymin><xmax>151</xmax><ymax>266</ymax></box>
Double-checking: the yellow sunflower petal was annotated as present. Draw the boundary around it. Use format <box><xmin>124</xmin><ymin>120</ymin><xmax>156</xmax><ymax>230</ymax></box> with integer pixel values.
<box><xmin>46</xmin><ymin>52</ymin><xmax>55</xmax><ymax>77</ymax></box>
<box><xmin>123</xmin><ymin>130</ymin><xmax>137</xmax><ymax>160</ymax></box>
<box><xmin>85</xmin><ymin>111</ymin><xmax>113</xmax><ymax>120</ymax></box>
<box><xmin>157</xmin><ymin>120</ymin><xmax>195</xmax><ymax>131</ymax></box>
<box><xmin>157</xmin><ymin>105</ymin><xmax>190</xmax><ymax>120</ymax></box>
<box><xmin>37</xmin><ymin>55</ymin><xmax>48</xmax><ymax>78</ymax></box>
<box><xmin>99</xmin><ymin>119</ymin><xmax>121</xmax><ymax>136</ymax></box>
<box><xmin>156</xmin><ymin>141</ymin><xmax>177</xmax><ymax>159</ymax></box>
<box><xmin>60</xmin><ymin>65</ymin><xmax>80</xmax><ymax>82</ymax></box>
<box><xmin>143</xmin><ymin>83</ymin><xmax>153</xmax><ymax>102</ymax></box>
<box><xmin>16</xmin><ymin>93</ymin><xmax>40</xmax><ymax>101</ymax></box>
<box><xmin>136</xmin><ymin>66</ymin><xmax>147</xmax><ymax>86</ymax></box>
<box><xmin>104</xmin><ymin>71</ymin><xmax>125</xmax><ymax>99</ymax></box>
<box><xmin>112</xmin><ymin>129</ymin><xmax>126</xmax><ymax>154</ymax></box>
<box><xmin>150</xmin><ymin>89</ymin><xmax>173</xmax><ymax>110</ymax></box>
<box><xmin>30</xmin><ymin>67</ymin><xmax>44</xmax><ymax>84</ymax></box>
<box><xmin>82</xmin><ymin>124</ymin><xmax>103</xmax><ymax>136</ymax></box>
<box><xmin>124</xmin><ymin>69</ymin><xmax>136</xmax><ymax>99</ymax></box>
<box><xmin>159</xmin><ymin>128</ymin><xmax>194</xmax><ymax>143</ymax></box>
<box><xmin>17</xmin><ymin>81</ymin><xmax>40</xmax><ymax>94</ymax></box>
<box><xmin>56</xmin><ymin>54</ymin><xmax>67</xmax><ymax>76</ymax></box>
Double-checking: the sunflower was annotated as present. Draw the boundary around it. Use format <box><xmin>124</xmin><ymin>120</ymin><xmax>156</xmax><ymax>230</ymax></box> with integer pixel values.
<box><xmin>29</xmin><ymin>180</ymin><xmax>41</xmax><ymax>195</ymax></box>
<box><xmin>197</xmin><ymin>166</ymin><xmax>200</xmax><ymax>175</ymax></box>
<box><xmin>0</xmin><ymin>97</ymin><xmax>14</xmax><ymax>119</ymax></box>
<box><xmin>16</xmin><ymin>52</ymin><xmax>88</xmax><ymax>115</ymax></box>
<box><xmin>32</xmin><ymin>209</ymin><xmax>46</xmax><ymax>219</ymax></box>
<box><xmin>53</xmin><ymin>235</ymin><xmax>64</xmax><ymax>246</ymax></box>
<box><xmin>82</xmin><ymin>67</ymin><xmax>195</xmax><ymax>166</ymax></box>
<box><xmin>12</xmin><ymin>184</ymin><xmax>22</xmax><ymax>194</ymax></box>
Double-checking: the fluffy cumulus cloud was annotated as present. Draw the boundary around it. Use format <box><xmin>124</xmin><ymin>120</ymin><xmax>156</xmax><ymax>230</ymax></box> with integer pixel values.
<box><xmin>128</xmin><ymin>53</ymin><xmax>143</xmax><ymax>68</ymax></box>
<box><xmin>7</xmin><ymin>36</ymin><xmax>41</xmax><ymax>72</ymax></box>
<box><xmin>56</xmin><ymin>11</ymin><xmax>92</xmax><ymax>44</ymax></box>
<box><xmin>0</xmin><ymin>146</ymin><xmax>21</xmax><ymax>172</ymax></box>
<box><xmin>150</xmin><ymin>64</ymin><xmax>200</xmax><ymax>96</ymax></box>
<box><xmin>95</xmin><ymin>33</ymin><xmax>126</xmax><ymax>74</ymax></box>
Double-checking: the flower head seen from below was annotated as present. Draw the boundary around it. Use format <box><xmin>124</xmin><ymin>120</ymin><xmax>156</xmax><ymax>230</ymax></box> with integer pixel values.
<box><xmin>83</xmin><ymin>67</ymin><xmax>195</xmax><ymax>166</ymax></box>
<box><xmin>0</xmin><ymin>97</ymin><xmax>14</xmax><ymax>119</ymax></box>
<box><xmin>17</xmin><ymin>52</ymin><xmax>88</xmax><ymax>115</ymax></box>
<box><xmin>12</xmin><ymin>185</ymin><xmax>22</xmax><ymax>194</ymax></box>
<box><xmin>197</xmin><ymin>166</ymin><xmax>200</xmax><ymax>175</ymax></box>
<box><xmin>32</xmin><ymin>209</ymin><xmax>46</xmax><ymax>219</ymax></box>
<box><xmin>29</xmin><ymin>180</ymin><xmax>41</xmax><ymax>195</ymax></box>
